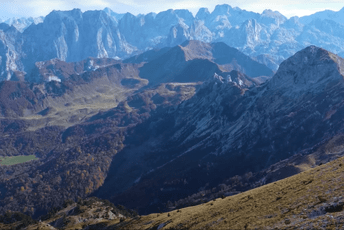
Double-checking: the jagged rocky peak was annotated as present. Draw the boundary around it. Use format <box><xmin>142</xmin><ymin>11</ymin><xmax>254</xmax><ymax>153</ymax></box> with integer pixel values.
<box><xmin>227</xmin><ymin>70</ymin><xmax>257</xmax><ymax>88</ymax></box>
<box><xmin>155</xmin><ymin>9</ymin><xmax>193</xmax><ymax>27</ymax></box>
<box><xmin>200</xmin><ymin>72</ymin><xmax>231</xmax><ymax>93</ymax></box>
<box><xmin>260</xmin><ymin>9</ymin><xmax>287</xmax><ymax>25</ymax></box>
<box><xmin>44</xmin><ymin>8</ymin><xmax>83</xmax><ymax>24</ymax></box>
<box><xmin>20</xmin><ymin>7</ymin><xmax>134</xmax><ymax>72</ymax></box>
<box><xmin>269</xmin><ymin>45</ymin><xmax>344</xmax><ymax>91</ymax></box>
<box><xmin>207</xmin><ymin>70</ymin><xmax>256</xmax><ymax>89</ymax></box>
<box><xmin>174</xmin><ymin>9</ymin><xmax>194</xmax><ymax>23</ymax></box>
<box><xmin>103</xmin><ymin>7</ymin><xmax>125</xmax><ymax>21</ymax></box>
<box><xmin>83</xmin><ymin>9</ymin><xmax>116</xmax><ymax>24</ymax></box>
<box><xmin>196</xmin><ymin>8</ymin><xmax>210</xmax><ymax>20</ymax></box>
<box><xmin>261</xmin><ymin>9</ymin><xmax>284</xmax><ymax>17</ymax></box>
<box><xmin>212</xmin><ymin>4</ymin><xmax>233</xmax><ymax>15</ymax></box>
<box><xmin>3</xmin><ymin>16</ymin><xmax>44</xmax><ymax>32</ymax></box>
<box><xmin>119</xmin><ymin>12</ymin><xmax>137</xmax><ymax>25</ymax></box>
<box><xmin>194</xmin><ymin>70</ymin><xmax>251</xmax><ymax>101</ymax></box>
<box><xmin>43</xmin><ymin>8</ymin><xmax>114</xmax><ymax>28</ymax></box>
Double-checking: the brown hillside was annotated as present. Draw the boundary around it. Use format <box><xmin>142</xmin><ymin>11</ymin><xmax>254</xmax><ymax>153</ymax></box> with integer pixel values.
<box><xmin>112</xmin><ymin>155</ymin><xmax>344</xmax><ymax>229</ymax></box>
<box><xmin>4</xmin><ymin>153</ymin><xmax>343</xmax><ymax>229</ymax></box>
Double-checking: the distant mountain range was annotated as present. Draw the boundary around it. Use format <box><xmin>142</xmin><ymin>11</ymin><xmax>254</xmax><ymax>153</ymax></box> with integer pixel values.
<box><xmin>1</xmin><ymin>5</ymin><xmax>344</xmax><ymax>81</ymax></box>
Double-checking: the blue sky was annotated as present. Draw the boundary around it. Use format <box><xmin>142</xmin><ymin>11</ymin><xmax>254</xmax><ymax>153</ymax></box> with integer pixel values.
<box><xmin>0</xmin><ymin>0</ymin><xmax>343</xmax><ymax>21</ymax></box>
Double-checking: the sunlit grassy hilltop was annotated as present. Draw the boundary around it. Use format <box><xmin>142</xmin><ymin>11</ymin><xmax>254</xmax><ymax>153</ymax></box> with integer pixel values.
<box><xmin>111</xmin><ymin>156</ymin><xmax>344</xmax><ymax>230</ymax></box>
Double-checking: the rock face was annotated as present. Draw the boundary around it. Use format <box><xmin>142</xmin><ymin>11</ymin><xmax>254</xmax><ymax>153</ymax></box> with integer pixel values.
<box><xmin>0</xmin><ymin>9</ymin><xmax>136</xmax><ymax>80</ymax></box>
<box><xmin>2</xmin><ymin>4</ymin><xmax>344</xmax><ymax>80</ymax></box>
<box><xmin>95</xmin><ymin>46</ymin><xmax>344</xmax><ymax>214</ymax></box>
<box><xmin>22</xmin><ymin>9</ymin><xmax>135</xmax><ymax>69</ymax></box>
<box><xmin>0</xmin><ymin>25</ymin><xmax>24</xmax><ymax>81</ymax></box>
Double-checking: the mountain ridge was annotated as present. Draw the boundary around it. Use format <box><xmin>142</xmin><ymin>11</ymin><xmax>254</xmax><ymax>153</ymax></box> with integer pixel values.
<box><xmin>2</xmin><ymin>4</ymin><xmax>344</xmax><ymax>80</ymax></box>
<box><xmin>94</xmin><ymin>45</ymin><xmax>344</xmax><ymax>214</ymax></box>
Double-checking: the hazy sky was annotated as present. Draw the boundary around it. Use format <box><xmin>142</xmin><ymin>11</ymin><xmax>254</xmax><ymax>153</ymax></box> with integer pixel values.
<box><xmin>0</xmin><ymin>0</ymin><xmax>343</xmax><ymax>21</ymax></box>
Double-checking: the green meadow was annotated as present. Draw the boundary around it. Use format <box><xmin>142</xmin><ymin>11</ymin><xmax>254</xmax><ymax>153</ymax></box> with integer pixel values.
<box><xmin>0</xmin><ymin>155</ymin><xmax>38</xmax><ymax>166</ymax></box>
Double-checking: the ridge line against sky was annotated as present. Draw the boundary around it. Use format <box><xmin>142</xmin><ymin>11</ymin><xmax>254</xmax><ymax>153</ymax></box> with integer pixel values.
<box><xmin>0</xmin><ymin>0</ymin><xmax>343</xmax><ymax>21</ymax></box>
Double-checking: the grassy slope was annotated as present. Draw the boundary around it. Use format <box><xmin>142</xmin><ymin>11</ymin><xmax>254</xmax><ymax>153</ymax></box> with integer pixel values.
<box><xmin>114</xmin><ymin>156</ymin><xmax>344</xmax><ymax>229</ymax></box>
<box><xmin>2</xmin><ymin>155</ymin><xmax>344</xmax><ymax>229</ymax></box>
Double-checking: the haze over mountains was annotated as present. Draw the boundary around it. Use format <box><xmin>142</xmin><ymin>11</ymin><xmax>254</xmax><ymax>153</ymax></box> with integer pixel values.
<box><xmin>2</xmin><ymin>3</ymin><xmax>344</xmax><ymax>229</ymax></box>
<box><xmin>1</xmin><ymin>5</ymin><xmax>344</xmax><ymax>81</ymax></box>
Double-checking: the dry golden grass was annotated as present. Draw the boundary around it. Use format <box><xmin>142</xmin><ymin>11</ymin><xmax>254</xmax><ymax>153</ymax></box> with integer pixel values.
<box><xmin>2</xmin><ymin>154</ymin><xmax>344</xmax><ymax>229</ymax></box>
<box><xmin>0</xmin><ymin>223</ymin><xmax>14</xmax><ymax>230</ymax></box>
<box><xmin>114</xmin><ymin>156</ymin><xmax>344</xmax><ymax>229</ymax></box>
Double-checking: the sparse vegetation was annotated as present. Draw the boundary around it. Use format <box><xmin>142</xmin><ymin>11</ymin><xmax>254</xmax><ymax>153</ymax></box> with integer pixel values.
<box><xmin>0</xmin><ymin>197</ymin><xmax>137</xmax><ymax>229</ymax></box>
<box><xmin>111</xmin><ymin>155</ymin><xmax>344</xmax><ymax>229</ymax></box>
<box><xmin>2</xmin><ymin>156</ymin><xmax>344</xmax><ymax>229</ymax></box>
